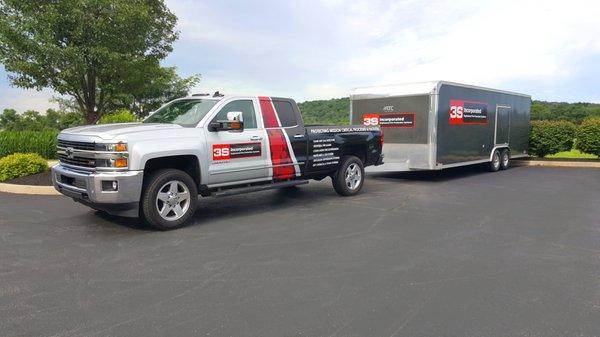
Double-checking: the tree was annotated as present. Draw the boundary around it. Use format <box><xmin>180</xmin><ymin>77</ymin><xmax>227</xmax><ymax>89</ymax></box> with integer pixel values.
<box><xmin>0</xmin><ymin>0</ymin><xmax>181</xmax><ymax>124</ymax></box>
<box><xmin>110</xmin><ymin>67</ymin><xmax>200</xmax><ymax>117</ymax></box>
<box><xmin>576</xmin><ymin>118</ymin><xmax>600</xmax><ymax>157</ymax></box>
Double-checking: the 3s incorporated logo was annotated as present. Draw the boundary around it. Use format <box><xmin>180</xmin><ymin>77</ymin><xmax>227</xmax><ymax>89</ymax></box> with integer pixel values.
<box><xmin>449</xmin><ymin>99</ymin><xmax>488</xmax><ymax>125</ymax></box>
<box><xmin>363</xmin><ymin>112</ymin><xmax>415</xmax><ymax>128</ymax></box>
<box><xmin>212</xmin><ymin>143</ymin><xmax>262</xmax><ymax>161</ymax></box>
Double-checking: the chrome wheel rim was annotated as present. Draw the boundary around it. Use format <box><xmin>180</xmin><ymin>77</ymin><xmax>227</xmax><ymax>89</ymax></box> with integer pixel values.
<box><xmin>345</xmin><ymin>163</ymin><xmax>362</xmax><ymax>190</ymax></box>
<box><xmin>493</xmin><ymin>153</ymin><xmax>500</xmax><ymax>169</ymax></box>
<box><xmin>502</xmin><ymin>153</ymin><xmax>509</xmax><ymax>167</ymax></box>
<box><xmin>156</xmin><ymin>180</ymin><xmax>190</xmax><ymax>221</ymax></box>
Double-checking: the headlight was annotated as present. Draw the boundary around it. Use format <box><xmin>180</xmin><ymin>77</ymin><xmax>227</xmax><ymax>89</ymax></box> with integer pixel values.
<box><xmin>106</xmin><ymin>142</ymin><xmax>128</xmax><ymax>152</ymax></box>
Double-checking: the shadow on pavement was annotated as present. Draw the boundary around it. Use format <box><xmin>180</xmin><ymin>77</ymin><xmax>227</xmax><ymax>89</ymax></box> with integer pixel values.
<box><xmin>368</xmin><ymin>163</ymin><xmax>499</xmax><ymax>182</ymax></box>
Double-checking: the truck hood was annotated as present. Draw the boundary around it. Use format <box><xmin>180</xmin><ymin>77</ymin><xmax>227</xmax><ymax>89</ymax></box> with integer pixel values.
<box><xmin>61</xmin><ymin>123</ymin><xmax>184</xmax><ymax>140</ymax></box>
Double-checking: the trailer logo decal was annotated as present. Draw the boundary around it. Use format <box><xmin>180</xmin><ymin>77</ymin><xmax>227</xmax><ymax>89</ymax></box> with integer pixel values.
<box><xmin>362</xmin><ymin>113</ymin><xmax>415</xmax><ymax>128</ymax></box>
<box><xmin>212</xmin><ymin>143</ymin><xmax>262</xmax><ymax>161</ymax></box>
<box><xmin>449</xmin><ymin>100</ymin><xmax>488</xmax><ymax>125</ymax></box>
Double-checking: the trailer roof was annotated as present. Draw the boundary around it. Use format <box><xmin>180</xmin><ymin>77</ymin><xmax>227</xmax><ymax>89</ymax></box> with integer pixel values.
<box><xmin>350</xmin><ymin>81</ymin><xmax>531</xmax><ymax>99</ymax></box>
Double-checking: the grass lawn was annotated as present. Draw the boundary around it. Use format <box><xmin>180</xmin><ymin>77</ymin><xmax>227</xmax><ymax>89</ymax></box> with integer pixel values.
<box><xmin>546</xmin><ymin>149</ymin><xmax>598</xmax><ymax>159</ymax></box>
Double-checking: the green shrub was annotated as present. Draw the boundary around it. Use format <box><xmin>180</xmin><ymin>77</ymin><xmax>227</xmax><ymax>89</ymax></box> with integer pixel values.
<box><xmin>576</xmin><ymin>117</ymin><xmax>600</xmax><ymax>157</ymax></box>
<box><xmin>0</xmin><ymin>153</ymin><xmax>49</xmax><ymax>182</ymax></box>
<box><xmin>0</xmin><ymin>130</ymin><xmax>59</xmax><ymax>159</ymax></box>
<box><xmin>99</xmin><ymin>109</ymin><xmax>138</xmax><ymax>124</ymax></box>
<box><xmin>529</xmin><ymin>120</ymin><xmax>577</xmax><ymax>157</ymax></box>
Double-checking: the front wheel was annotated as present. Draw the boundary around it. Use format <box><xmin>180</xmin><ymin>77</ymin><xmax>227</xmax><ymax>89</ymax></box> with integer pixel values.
<box><xmin>332</xmin><ymin>156</ymin><xmax>365</xmax><ymax>196</ymax></box>
<box><xmin>141</xmin><ymin>169</ymin><xmax>198</xmax><ymax>230</ymax></box>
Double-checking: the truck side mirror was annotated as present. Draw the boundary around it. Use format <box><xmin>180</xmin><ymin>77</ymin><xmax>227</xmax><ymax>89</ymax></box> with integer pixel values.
<box><xmin>209</xmin><ymin>111</ymin><xmax>244</xmax><ymax>132</ymax></box>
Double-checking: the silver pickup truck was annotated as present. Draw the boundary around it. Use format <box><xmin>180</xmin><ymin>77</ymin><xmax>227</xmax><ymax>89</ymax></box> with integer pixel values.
<box><xmin>52</xmin><ymin>94</ymin><xmax>383</xmax><ymax>230</ymax></box>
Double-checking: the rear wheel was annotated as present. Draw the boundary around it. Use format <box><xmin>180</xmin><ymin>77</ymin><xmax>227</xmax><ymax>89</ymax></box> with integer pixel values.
<box><xmin>489</xmin><ymin>150</ymin><xmax>501</xmax><ymax>172</ymax></box>
<box><xmin>332</xmin><ymin>156</ymin><xmax>365</xmax><ymax>196</ymax></box>
<box><xmin>141</xmin><ymin>169</ymin><xmax>198</xmax><ymax>230</ymax></box>
<box><xmin>500</xmin><ymin>149</ymin><xmax>510</xmax><ymax>170</ymax></box>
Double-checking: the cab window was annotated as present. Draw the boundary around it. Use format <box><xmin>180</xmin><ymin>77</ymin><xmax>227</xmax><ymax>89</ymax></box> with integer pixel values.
<box><xmin>272</xmin><ymin>100</ymin><xmax>298</xmax><ymax>127</ymax></box>
<box><xmin>211</xmin><ymin>100</ymin><xmax>257</xmax><ymax>129</ymax></box>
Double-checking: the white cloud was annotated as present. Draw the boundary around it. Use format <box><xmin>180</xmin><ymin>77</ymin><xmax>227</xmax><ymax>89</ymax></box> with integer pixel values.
<box><xmin>168</xmin><ymin>0</ymin><xmax>600</xmax><ymax>101</ymax></box>
<box><xmin>326</xmin><ymin>0</ymin><xmax>600</xmax><ymax>90</ymax></box>
<box><xmin>2</xmin><ymin>0</ymin><xmax>600</xmax><ymax>108</ymax></box>
<box><xmin>0</xmin><ymin>87</ymin><xmax>58</xmax><ymax>112</ymax></box>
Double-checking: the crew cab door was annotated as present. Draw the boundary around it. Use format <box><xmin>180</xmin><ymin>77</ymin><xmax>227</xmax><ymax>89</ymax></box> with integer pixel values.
<box><xmin>205</xmin><ymin>99</ymin><xmax>269</xmax><ymax>185</ymax></box>
<box><xmin>258</xmin><ymin>97</ymin><xmax>307</xmax><ymax>180</ymax></box>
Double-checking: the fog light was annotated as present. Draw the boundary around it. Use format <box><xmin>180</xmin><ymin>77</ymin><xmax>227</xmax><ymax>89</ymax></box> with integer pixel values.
<box><xmin>102</xmin><ymin>180</ymin><xmax>118</xmax><ymax>191</ymax></box>
<box><xmin>114</xmin><ymin>158</ymin><xmax>128</xmax><ymax>168</ymax></box>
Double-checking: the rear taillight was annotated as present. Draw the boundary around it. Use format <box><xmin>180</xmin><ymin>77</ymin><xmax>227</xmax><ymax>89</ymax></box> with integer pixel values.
<box><xmin>380</xmin><ymin>131</ymin><xmax>384</xmax><ymax>148</ymax></box>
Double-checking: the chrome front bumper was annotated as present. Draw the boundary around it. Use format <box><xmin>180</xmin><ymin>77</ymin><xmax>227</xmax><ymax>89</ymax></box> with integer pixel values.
<box><xmin>51</xmin><ymin>164</ymin><xmax>144</xmax><ymax>216</ymax></box>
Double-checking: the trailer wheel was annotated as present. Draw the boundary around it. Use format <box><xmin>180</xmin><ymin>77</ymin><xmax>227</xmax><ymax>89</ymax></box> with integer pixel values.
<box><xmin>141</xmin><ymin>169</ymin><xmax>198</xmax><ymax>230</ymax></box>
<box><xmin>332</xmin><ymin>156</ymin><xmax>365</xmax><ymax>196</ymax></box>
<box><xmin>489</xmin><ymin>150</ymin><xmax>501</xmax><ymax>172</ymax></box>
<box><xmin>500</xmin><ymin>149</ymin><xmax>510</xmax><ymax>170</ymax></box>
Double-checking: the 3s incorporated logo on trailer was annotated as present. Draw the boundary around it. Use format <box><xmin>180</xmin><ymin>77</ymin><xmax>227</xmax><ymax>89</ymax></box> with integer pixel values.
<box><xmin>449</xmin><ymin>99</ymin><xmax>488</xmax><ymax>125</ymax></box>
<box><xmin>212</xmin><ymin>142</ymin><xmax>262</xmax><ymax>161</ymax></box>
<box><xmin>362</xmin><ymin>113</ymin><xmax>415</xmax><ymax>128</ymax></box>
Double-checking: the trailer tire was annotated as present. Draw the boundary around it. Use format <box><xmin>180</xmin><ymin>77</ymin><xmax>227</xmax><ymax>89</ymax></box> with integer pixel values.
<box><xmin>141</xmin><ymin>169</ymin><xmax>198</xmax><ymax>231</ymax></box>
<box><xmin>489</xmin><ymin>150</ymin><xmax>501</xmax><ymax>172</ymax></box>
<box><xmin>332</xmin><ymin>156</ymin><xmax>365</xmax><ymax>196</ymax></box>
<box><xmin>500</xmin><ymin>149</ymin><xmax>510</xmax><ymax>170</ymax></box>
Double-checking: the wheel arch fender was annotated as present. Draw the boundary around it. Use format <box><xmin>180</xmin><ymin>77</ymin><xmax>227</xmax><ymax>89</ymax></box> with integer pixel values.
<box><xmin>489</xmin><ymin>146</ymin><xmax>510</xmax><ymax>161</ymax></box>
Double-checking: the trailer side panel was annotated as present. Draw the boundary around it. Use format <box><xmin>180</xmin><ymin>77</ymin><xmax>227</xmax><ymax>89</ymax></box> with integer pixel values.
<box><xmin>351</xmin><ymin>95</ymin><xmax>432</xmax><ymax>169</ymax></box>
<box><xmin>436</xmin><ymin>84</ymin><xmax>530</xmax><ymax>165</ymax></box>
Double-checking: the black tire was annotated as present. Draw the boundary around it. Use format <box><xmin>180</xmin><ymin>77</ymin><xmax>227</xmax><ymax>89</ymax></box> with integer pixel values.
<box><xmin>489</xmin><ymin>150</ymin><xmax>501</xmax><ymax>172</ymax></box>
<box><xmin>141</xmin><ymin>169</ymin><xmax>198</xmax><ymax>230</ymax></box>
<box><xmin>332</xmin><ymin>156</ymin><xmax>365</xmax><ymax>196</ymax></box>
<box><xmin>499</xmin><ymin>149</ymin><xmax>510</xmax><ymax>170</ymax></box>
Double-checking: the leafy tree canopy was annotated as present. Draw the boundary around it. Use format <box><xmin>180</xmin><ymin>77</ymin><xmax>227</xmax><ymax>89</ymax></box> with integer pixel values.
<box><xmin>0</xmin><ymin>0</ymin><xmax>194</xmax><ymax>123</ymax></box>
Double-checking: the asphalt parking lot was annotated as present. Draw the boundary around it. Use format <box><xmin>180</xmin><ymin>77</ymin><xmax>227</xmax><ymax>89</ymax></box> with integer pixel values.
<box><xmin>1</xmin><ymin>166</ymin><xmax>599</xmax><ymax>337</ymax></box>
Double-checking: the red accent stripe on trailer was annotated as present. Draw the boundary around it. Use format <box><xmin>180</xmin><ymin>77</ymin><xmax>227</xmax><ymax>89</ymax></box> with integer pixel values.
<box><xmin>259</xmin><ymin>96</ymin><xmax>295</xmax><ymax>180</ymax></box>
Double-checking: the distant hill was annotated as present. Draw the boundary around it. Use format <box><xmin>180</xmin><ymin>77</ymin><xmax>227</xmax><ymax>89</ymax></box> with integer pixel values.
<box><xmin>297</xmin><ymin>98</ymin><xmax>350</xmax><ymax>125</ymax></box>
<box><xmin>298</xmin><ymin>98</ymin><xmax>600</xmax><ymax>125</ymax></box>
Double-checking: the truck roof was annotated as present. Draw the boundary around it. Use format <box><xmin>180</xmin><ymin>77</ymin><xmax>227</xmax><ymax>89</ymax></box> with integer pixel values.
<box><xmin>350</xmin><ymin>81</ymin><xmax>531</xmax><ymax>99</ymax></box>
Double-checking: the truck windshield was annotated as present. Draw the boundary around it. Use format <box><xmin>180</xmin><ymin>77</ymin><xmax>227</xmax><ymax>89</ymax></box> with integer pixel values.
<box><xmin>143</xmin><ymin>99</ymin><xmax>218</xmax><ymax>127</ymax></box>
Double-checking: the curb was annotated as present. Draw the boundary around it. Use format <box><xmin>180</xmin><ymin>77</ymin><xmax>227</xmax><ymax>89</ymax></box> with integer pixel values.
<box><xmin>512</xmin><ymin>160</ymin><xmax>600</xmax><ymax>168</ymax></box>
<box><xmin>0</xmin><ymin>160</ymin><xmax>61</xmax><ymax>195</ymax></box>
<box><xmin>0</xmin><ymin>183</ymin><xmax>60</xmax><ymax>195</ymax></box>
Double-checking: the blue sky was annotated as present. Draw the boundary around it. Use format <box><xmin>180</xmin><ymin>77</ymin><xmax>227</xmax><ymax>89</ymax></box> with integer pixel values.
<box><xmin>1</xmin><ymin>0</ymin><xmax>600</xmax><ymax>112</ymax></box>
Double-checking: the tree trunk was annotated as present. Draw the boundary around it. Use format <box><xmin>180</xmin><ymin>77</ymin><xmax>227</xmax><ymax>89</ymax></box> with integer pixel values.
<box><xmin>84</xmin><ymin>105</ymin><xmax>101</xmax><ymax>124</ymax></box>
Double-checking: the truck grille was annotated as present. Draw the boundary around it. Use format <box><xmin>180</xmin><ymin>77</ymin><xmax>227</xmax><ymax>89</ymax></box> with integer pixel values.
<box><xmin>58</xmin><ymin>154</ymin><xmax>96</xmax><ymax>168</ymax></box>
<box><xmin>58</xmin><ymin>139</ymin><xmax>96</xmax><ymax>151</ymax></box>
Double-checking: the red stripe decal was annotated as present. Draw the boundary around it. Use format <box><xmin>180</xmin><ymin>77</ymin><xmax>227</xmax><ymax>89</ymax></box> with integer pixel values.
<box><xmin>266</xmin><ymin>129</ymin><xmax>295</xmax><ymax>180</ymax></box>
<box><xmin>259</xmin><ymin>96</ymin><xmax>295</xmax><ymax>180</ymax></box>
<box><xmin>259</xmin><ymin>96</ymin><xmax>279</xmax><ymax>128</ymax></box>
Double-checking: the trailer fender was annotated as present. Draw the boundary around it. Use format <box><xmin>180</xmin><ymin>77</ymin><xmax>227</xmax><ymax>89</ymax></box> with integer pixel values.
<box><xmin>489</xmin><ymin>146</ymin><xmax>509</xmax><ymax>162</ymax></box>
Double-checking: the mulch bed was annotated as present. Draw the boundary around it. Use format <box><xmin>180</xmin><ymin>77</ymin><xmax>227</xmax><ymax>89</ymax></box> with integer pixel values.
<box><xmin>4</xmin><ymin>171</ymin><xmax>53</xmax><ymax>186</ymax></box>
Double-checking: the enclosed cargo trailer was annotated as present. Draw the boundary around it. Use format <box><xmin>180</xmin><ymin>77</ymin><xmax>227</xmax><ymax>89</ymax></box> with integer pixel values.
<box><xmin>350</xmin><ymin>81</ymin><xmax>531</xmax><ymax>172</ymax></box>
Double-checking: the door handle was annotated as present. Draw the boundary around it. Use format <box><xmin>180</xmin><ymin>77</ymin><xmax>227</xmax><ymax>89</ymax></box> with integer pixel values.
<box><xmin>250</xmin><ymin>136</ymin><xmax>263</xmax><ymax>141</ymax></box>
<box><xmin>293</xmin><ymin>134</ymin><xmax>305</xmax><ymax>138</ymax></box>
